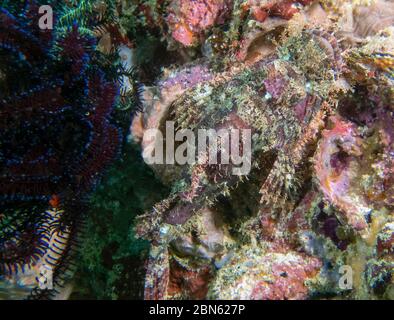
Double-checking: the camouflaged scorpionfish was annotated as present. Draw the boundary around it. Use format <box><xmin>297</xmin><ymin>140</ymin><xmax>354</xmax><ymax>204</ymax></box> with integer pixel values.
<box><xmin>134</xmin><ymin>28</ymin><xmax>346</xmax><ymax>299</ymax></box>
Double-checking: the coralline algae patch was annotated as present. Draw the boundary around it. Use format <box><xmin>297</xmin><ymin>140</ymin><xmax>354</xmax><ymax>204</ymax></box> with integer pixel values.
<box><xmin>208</xmin><ymin>246</ymin><xmax>322</xmax><ymax>300</ymax></box>
<box><xmin>166</xmin><ymin>0</ymin><xmax>232</xmax><ymax>46</ymax></box>
<box><xmin>314</xmin><ymin>116</ymin><xmax>368</xmax><ymax>232</ymax></box>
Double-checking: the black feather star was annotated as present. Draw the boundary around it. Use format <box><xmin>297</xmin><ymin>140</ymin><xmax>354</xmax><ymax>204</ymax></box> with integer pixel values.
<box><xmin>0</xmin><ymin>1</ymin><xmax>124</xmax><ymax>299</ymax></box>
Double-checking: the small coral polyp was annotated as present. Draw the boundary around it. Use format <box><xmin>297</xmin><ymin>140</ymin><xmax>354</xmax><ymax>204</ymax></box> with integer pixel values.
<box><xmin>0</xmin><ymin>2</ymin><xmax>121</xmax><ymax>298</ymax></box>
